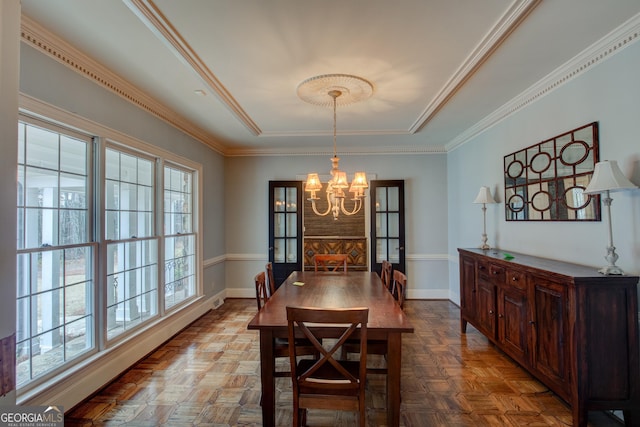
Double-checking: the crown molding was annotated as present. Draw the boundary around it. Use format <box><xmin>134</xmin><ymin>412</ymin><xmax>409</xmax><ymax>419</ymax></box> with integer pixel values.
<box><xmin>20</xmin><ymin>15</ymin><xmax>227</xmax><ymax>155</ymax></box>
<box><xmin>409</xmin><ymin>0</ymin><xmax>541</xmax><ymax>134</ymax></box>
<box><xmin>123</xmin><ymin>0</ymin><xmax>261</xmax><ymax>136</ymax></box>
<box><xmin>225</xmin><ymin>145</ymin><xmax>447</xmax><ymax>157</ymax></box>
<box><xmin>446</xmin><ymin>11</ymin><xmax>640</xmax><ymax>152</ymax></box>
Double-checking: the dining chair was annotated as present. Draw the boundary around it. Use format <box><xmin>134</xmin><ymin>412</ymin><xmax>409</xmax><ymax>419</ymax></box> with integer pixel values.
<box><xmin>342</xmin><ymin>269</ymin><xmax>407</xmax><ymax>375</ymax></box>
<box><xmin>255</xmin><ymin>271</ymin><xmax>269</xmax><ymax>311</ymax></box>
<box><xmin>254</xmin><ymin>272</ymin><xmax>317</xmax><ymax>384</ymax></box>
<box><xmin>392</xmin><ymin>269</ymin><xmax>407</xmax><ymax>310</ymax></box>
<box><xmin>380</xmin><ymin>260</ymin><xmax>393</xmax><ymax>292</ymax></box>
<box><xmin>287</xmin><ymin>306</ymin><xmax>369</xmax><ymax>427</ymax></box>
<box><xmin>313</xmin><ymin>253</ymin><xmax>348</xmax><ymax>272</ymax></box>
<box><xmin>265</xmin><ymin>262</ymin><xmax>276</xmax><ymax>297</ymax></box>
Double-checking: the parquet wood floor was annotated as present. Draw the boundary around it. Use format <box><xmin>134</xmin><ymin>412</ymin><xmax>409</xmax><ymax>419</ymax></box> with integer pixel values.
<box><xmin>65</xmin><ymin>299</ymin><xmax>624</xmax><ymax>426</ymax></box>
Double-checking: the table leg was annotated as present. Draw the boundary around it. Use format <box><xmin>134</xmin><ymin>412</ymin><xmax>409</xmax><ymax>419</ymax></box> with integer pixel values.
<box><xmin>386</xmin><ymin>332</ymin><xmax>402</xmax><ymax>427</ymax></box>
<box><xmin>259</xmin><ymin>330</ymin><xmax>275</xmax><ymax>427</ymax></box>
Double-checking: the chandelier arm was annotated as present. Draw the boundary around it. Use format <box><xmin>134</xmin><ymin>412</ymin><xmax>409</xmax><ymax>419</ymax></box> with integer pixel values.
<box><xmin>339</xmin><ymin>197</ymin><xmax>364</xmax><ymax>216</ymax></box>
<box><xmin>308</xmin><ymin>193</ymin><xmax>333</xmax><ymax>217</ymax></box>
<box><xmin>310</xmin><ymin>199</ymin><xmax>332</xmax><ymax>217</ymax></box>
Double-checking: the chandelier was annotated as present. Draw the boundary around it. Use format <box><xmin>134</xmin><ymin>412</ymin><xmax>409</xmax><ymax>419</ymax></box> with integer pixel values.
<box><xmin>297</xmin><ymin>74</ymin><xmax>372</xmax><ymax>220</ymax></box>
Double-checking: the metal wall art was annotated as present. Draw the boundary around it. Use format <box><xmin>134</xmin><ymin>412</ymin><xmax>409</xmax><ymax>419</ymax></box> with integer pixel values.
<box><xmin>504</xmin><ymin>122</ymin><xmax>600</xmax><ymax>221</ymax></box>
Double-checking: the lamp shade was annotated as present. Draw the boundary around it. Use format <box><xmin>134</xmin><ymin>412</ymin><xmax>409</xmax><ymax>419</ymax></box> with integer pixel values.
<box><xmin>584</xmin><ymin>160</ymin><xmax>637</xmax><ymax>194</ymax></box>
<box><xmin>304</xmin><ymin>173</ymin><xmax>322</xmax><ymax>191</ymax></box>
<box><xmin>473</xmin><ymin>186</ymin><xmax>496</xmax><ymax>204</ymax></box>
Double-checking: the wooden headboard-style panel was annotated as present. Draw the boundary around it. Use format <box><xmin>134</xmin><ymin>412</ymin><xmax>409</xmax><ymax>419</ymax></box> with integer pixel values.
<box><xmin>304</xmin><ymin>237</ymin><xmax>367</xmax><ymax>270</ymax></box>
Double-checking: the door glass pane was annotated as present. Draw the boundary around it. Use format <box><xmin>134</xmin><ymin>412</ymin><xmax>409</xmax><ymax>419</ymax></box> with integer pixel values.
<box><xmin>376</xmin><ymin>239</ymin><xmax>388</xmax><ymax>263</ymax></box>
<box><xmin>388</xmin><ymin>213</ymin><xmax>399</xmax><ymax>237</ymax></box>
<box><xmin>376</xmin><ymin>213</ymin><xmax>387</xmax><ymax>237</ymax></box>
<box><xmin>286</xmin><ymin>238</ymin><xmax>297</xmax><ymax>262</ymax></box>
<box><xmin>274</xmin><ymin>213</ymin><xmax>285</xmax><ymax>237</ymax></box>
<box><xmin>286</xmin><ymin>213</ymin><xmax>297</xmax><ymax>237</ymax></box>
<box><xmin>388</xmin><ymin>187</ymin><xmax>399</xmax><ymax>211</ymax></box>
<box><xmin>389</xmin><ymin>239</ymin><xmax>400</xmax><ymax>263</ymax></box>
<box><xmin>274</xmin><ymin>238</ymin><xmax>284</xmax><ymax>262</ymax></box>
<box><xmin>376</xmin><ymin>187</ymin><xmax>387</xmax><ymax>211</ymax></box>
<box><xmin>274</xmin><ymin>187</ymin><xmax>285</xmax><ymax>212</ymax></box>
<box><xmin>286</xmin><ymin>187</ymin><xmax>297</xmax><ymax>211</ymax></box>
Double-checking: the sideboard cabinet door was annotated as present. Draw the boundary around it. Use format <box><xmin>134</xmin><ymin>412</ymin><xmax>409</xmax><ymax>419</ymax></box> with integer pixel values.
<box><xmin>529</xmin><ymin>277</ymin><xmax>570</xmax><ymax>400</ymax></box>
<box><xmin>460</xmin><ymin>254</ymin><xmax>477</xmax><ymax>333</ymax></box>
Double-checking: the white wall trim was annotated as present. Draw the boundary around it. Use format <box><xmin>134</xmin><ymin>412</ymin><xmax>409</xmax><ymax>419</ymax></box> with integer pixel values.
<box><xmin>226</xmin><ymin>253</ymin><xmax>268</xmax><ymax>261</ymax></box>
<box><xmin>18</xmin><ymin>295</ymin><xmax>222</xmax><ymax>410</ymax></box>
<box><xmin>203</xmin><ymin>254</ymin><xmax>226</xmax><ymax>268</ymax></box>
<box><xmin>406</xmin><ymin>253</ymin><xmax>450</xmax><ymax>261</ymax></box>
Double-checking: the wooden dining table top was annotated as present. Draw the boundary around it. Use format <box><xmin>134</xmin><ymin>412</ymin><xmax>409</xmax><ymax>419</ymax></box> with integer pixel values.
<box><xmin>247</xmin><ymin>271</ymin><xmax>414</xmax><ymax>334</ymax></box>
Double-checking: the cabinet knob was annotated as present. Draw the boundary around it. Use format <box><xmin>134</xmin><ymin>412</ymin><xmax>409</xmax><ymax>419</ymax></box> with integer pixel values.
<box><xmin>529</xmin><ymin>320</ymin><xmax>535</xmax><ymax>325</ymax></box>
<box><xmin>489</xmin><ymin>310</ymin><xmax>494</xmax><ymax>315</ymax></box>
<box><xmin>498</xmin><ymin>314</ymin><xmax>504</xmax><ymax>318</ymax></box>
<box><xmin>512</xmin><ymin>276</ymin><xmax>518</xmax><ymax>281</ymax></box>
<box><xmin>492</xmin><ymin>270</ymin><xmax>499</xmax><ymax>275</ymax></box>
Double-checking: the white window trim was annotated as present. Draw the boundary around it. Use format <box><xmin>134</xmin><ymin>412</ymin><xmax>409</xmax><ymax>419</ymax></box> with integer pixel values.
<box><xmin>17</xmin><ymin>93</ymin><xmax>205</xmax><ymax>407</ymax></box>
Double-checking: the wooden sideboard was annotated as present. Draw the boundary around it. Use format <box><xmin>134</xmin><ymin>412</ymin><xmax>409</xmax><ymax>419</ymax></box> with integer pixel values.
<box><xmin>458</xmin><ymin>248</ymin><xmax>639</xmax><ymax>427</ymax></box>
<box><xmin>304</xmin><ymin>237</ymin><xmax>367</xmax><ymax>271</ymax></box>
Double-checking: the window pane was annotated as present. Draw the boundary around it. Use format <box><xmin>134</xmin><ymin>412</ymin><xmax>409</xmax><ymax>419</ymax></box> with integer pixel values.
<box><xmin>65</xmin><ymin>317</ymin><xmax>92</xmax><ymax>359</ymax></box>
<box><xmin>138</xmin><ymin>158</ymin><xmax>153</xmax><ymax>186</ymax></box>
<box><xmin>25</xmin><ymin>167</ymin><xmax>59</xmax><ymax>208</ymax></box>
<box><xmin>120</xmin><ymin>153</ymin><xmax>137</xmax><ymax>183</ymax></box>
<box><xmin>60</xmin><ymin>172</ymin><xmax>86</xmax><ymax>209</ymax></box>
<box><xmin>105</xmin><ymin>149</ymin><xmax>120</xmax><ymax>180</ymax></box>
<box><xmin>60</xmin><ymin>135</ymin><xmax>87</xmax><ymax>175</ymax></box>
<box><xmin>26</xmin><ymin>125</ymin><xmax>58</xmax><ymax>170</ymax></box>
<box><xmin>60</xmin><ymin>210</ymin><xmax>87</xmax><ymax>245</ymax></box>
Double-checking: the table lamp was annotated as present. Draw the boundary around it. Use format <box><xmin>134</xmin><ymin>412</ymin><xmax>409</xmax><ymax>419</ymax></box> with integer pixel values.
<box><xmin>473</xmin><ymin>186</ymin><xmax>496</xmax><ymax>250</ymax></box>
<box><xmin>584</xmin><ymin>160</ymin><xmax>637</xmax><ymax>275</ymax></box>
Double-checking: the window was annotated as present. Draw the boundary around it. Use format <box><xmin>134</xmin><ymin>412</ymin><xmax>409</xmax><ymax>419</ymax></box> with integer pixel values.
<box><xmin>164</xmin><ymin>165</ymin><xmax>196</xmax><ymax>309</ymax></box>
<box><xmin>16</xmin><ymin>112</ymin><xmax>201</xmax><ymax>390</ymax></box>
<box><xmin>16</xmin><ymin>120</ymin><xmax>95</xmax><ymax>386</ymax></box>
<box><xmin>105</xmin><ymin>147</ymin><xmax>158</xmax><ymax>339</ymax></box>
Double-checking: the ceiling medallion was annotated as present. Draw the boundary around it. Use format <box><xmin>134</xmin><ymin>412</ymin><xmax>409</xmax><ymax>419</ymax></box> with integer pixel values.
<box><xmin>297</xmin><ymin>74</ymin><xmax>374</xmax><ymax>107</ymax></box>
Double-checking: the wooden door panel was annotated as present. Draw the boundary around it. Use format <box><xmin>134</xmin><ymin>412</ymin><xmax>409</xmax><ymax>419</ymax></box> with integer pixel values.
<box><xmin>532</xmin><ymin>279</ymin><xmax>568</xmax><ymax>393</ymax></box>
<box><xmin>499</xmin><ymin>288</ymin><xmax>528</xmax><ymax>363</ymax></box>
<box><xmin>476</xmin><ymin>280</ymin><xmax>496</xmax><ymax>338</ymax></box>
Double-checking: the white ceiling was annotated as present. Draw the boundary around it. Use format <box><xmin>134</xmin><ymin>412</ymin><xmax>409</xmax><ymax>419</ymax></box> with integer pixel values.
<box><xmin>19</xmin><ymin>0</ymin><xmax>640</xmax><ymax>155</ymax></box>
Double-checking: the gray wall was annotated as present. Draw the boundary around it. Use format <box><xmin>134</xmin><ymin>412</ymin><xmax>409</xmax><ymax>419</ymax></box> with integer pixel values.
<box><xmin>447</xmin><ymin>39</ymin><xmax>640</xmax><ymax>303</ymax></box>
<box><xmin>224</xmin><ymin>153</ymin><xmax>451</xmax><ymax>299</ymax></box>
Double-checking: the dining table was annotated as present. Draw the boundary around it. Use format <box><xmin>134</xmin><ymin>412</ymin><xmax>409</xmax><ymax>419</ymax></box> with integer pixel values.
<box><xmin>247</xmin><ymin>270</ymin><xmax>415</xmax><ymax>427</ymax></box>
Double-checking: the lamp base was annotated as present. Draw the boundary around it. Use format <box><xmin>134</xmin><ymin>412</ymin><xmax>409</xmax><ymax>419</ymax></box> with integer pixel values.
<box><xmin>479</xmin><ymin>233</ymin><xmax>490</xmax><ymax>250</ymax></box>
<box><xmin>598</xmin><ymin>265</ymin><xmax>625</xmax><ymax>275</ymax></box>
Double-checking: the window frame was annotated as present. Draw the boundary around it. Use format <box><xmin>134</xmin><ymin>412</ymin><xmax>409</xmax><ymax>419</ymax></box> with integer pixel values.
<box><xmin>16</xmin><ymin>102</ymin><xmax>204</xmax><ymax>393</ymax></box>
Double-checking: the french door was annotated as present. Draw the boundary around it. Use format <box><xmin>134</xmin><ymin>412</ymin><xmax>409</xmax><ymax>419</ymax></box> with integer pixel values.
<box><xmin>370</xmin><ymin>180</ymin><xmax>405</xmax><ymax>276</ymax></box>
<box><xmin>268</xmin><ymin>181</ymin><xmax>303</xmax><ymax>289</ymax></box>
